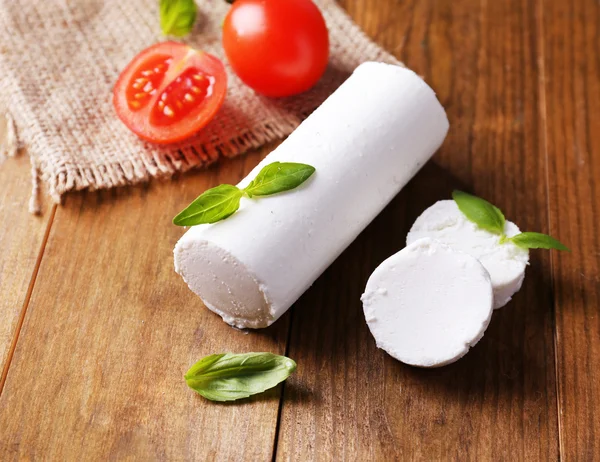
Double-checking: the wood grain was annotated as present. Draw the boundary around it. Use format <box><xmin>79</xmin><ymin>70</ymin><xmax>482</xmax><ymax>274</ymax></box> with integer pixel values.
<box><xmin>0</xmin><ymin>150</ymin><xmax>290</xmax><ymax>460</ymax></box>
<box><xmin>0</xmin><ymin>144</ymin><xmax>53</xmax><ymax>381</ymax></box>
<box><xmin>1</xmin><ymin>0</ymin><xmax>600</xmax><ymax>460</ymax></box>
<box><xmin>276</xmin><ymin>0</ymin><xmax>560</xmax><ymax>459</ymax></box>
<box><xmin>542</xmin><ymin>0</ymin><xmax>600</xmax><ymax>458</ymax></box>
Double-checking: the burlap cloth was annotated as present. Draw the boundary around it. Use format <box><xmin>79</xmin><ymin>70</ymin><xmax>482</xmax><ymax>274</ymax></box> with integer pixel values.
<box><xmin>0</xmin><ymin>0</ymin><xmax>400</xmax><ymax>212</ymax></box>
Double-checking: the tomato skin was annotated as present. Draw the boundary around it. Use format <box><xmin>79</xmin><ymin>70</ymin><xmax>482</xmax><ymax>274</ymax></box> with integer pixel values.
<box><xmin>222</xmin><ymin>0</ymin><xmax>329</xmax><ymax>97</ymax></box>
<box><xmin>113</xmin><ymin>42</ymin><xmax>227</xmax><ymax>144</ymax></box>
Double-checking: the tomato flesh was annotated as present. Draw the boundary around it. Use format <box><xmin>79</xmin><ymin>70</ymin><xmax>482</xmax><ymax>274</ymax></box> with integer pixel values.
<box><xmin>114</xmin><ymin>42</ymin><xmax>227</xmax><ymax>144</ymax></box>
<box><xmin>222</xmin><ymin>0</ymin><xmax>329</xmax><ymax>97</ymax></box>
<box><xmin>125</xmin><ymin>55</ymin><xmax>171</xmax><ymax>112</ymax></box>
<box><xmin>151</xmin><ymin>67</ymin><xmax>213</xmax><ymax>126</ymax></box>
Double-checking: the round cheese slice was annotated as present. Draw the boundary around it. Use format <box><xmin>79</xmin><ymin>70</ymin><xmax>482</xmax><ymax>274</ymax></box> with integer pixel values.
<box><xmin>407</xmin><ymin>200</ymin><xmax>529</xmax><ymax>308</ymax></box>
<box><xmin>361</xmin><ymin>238</ymin><xmax>493</xmax><ymax>367</ymax></box>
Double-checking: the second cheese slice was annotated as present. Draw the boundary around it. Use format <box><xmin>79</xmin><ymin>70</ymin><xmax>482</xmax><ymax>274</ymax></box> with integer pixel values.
<box><xmin>407</xmin><ymin>200</ymin><xmax>529</xmax><ymax>308</ymax></box>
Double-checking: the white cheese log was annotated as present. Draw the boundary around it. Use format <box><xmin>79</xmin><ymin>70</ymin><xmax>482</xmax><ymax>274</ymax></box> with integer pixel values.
<box><xmin>174</xmin><ymin>62</ymin><xmax>449</xmax><ymax>328</ymax></box>
<box><xmin>407</xmin><ymin>200</ymin><xmax>529</xmax><ymax>308</ymax></box>
<box><xmin>361</xmin><ymin>238</ymin><xmax>494</xmax><ymax>367</ymax></box>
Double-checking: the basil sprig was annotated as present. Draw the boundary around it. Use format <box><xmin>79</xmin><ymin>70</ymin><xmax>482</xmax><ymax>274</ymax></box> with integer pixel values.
<box><xmin>452</xmin><ymin>190</ymin><xmax>569</xmax><ymax>251</ymax></box>
<box><xmin>159</xmin><ymin>0</ymin><xmax>197</xmax><ymax>37</ymax></box>
<box><xmin>185</xmin><ymin>353</ymin><xmax>297</xmax><ymax>402</ymax></box>
<box><xmin>173</xmin><ymin>162</ymin><xmax>316</xmax><ymax>226</ymax></box>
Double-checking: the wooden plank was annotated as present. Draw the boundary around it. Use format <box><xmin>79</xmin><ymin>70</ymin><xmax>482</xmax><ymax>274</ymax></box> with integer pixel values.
<box><xmin>276</xmin><ymin>0</ymin><xmax>560</xmax><ymax>459</ymax></box>
<box><xmin>541</xmin><ymin>0</ymin><xmax>600</xmax><ymax>458</ymax></box>
<box><xmin>0</xmin><ymin>141</ymin><xmax>54</xmax><ymax>380</ymax></box>
<box><xmin>0</xmin><ymin>149</ymin><xmax>290</xmax><ymax>460</ymax></box>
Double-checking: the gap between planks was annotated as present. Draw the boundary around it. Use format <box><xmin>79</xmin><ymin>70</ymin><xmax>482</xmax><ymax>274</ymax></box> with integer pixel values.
<box><xmin>535</xmin><ymin>0</ymin><xmax>564</xmax><ymax>458</ymax></box>
<box><xmin>271</xmin><ymin>306</ymin><xmax>296</xmax><ymax>462</ymax></box>
<box><xmin>0</xmin><ymin>204</ymin><xmax>57</xmax><ymax>395</ymax></box>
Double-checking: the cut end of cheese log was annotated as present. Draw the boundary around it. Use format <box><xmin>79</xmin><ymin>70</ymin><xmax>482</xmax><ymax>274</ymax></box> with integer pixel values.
<box><xmin>362</xmin><ymin>238</ymin><xmax>494</xmax><ymax>368</ymax></box>
<box><xmin>174</xmin><ymin>239</ymin><xmax>272</xmax><ymax>329</ymax></box>
<box><xmin>407</xmin><ymin>200</ymin><xmax>529</xmax><ymax>308</ymax></box>
<box><xmin>174</xmin><ymin>62</ymin><xmax>449</xmax><ymax>328</ymax></box>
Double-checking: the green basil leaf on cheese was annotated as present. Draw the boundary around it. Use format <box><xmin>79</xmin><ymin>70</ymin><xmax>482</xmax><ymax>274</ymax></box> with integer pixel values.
<box><xmin>173</xmin><ymin>184</ymin><xmax>243</xmax><ymax>226</ymax></box>
<box><xmin>244</xmin><ymin>162</ymin><xmax>315</xmax><ymax>198</ymax></box>
<box><xmin>452</xmin><ymin>190</ymin><xmax>506</xmax><ymax>235</ymax></box>
<box><xmin>509</xmin><ymin>232</ymin><xmax>570</xmax><ymax>251</ymax></box>
<box><xmin>173</xmin><ymin>162</ymin><xmax>316</xmax><ymax>225</ymax></box>
<box><xmin>160</xmin><ymin>0</ymin><xmax>197</xmax><ymax>37</ymax></box>
<box><xmin>185</xmin><ymin>353</ymin><xmax>297</xmax><ymax>402</ymax></box>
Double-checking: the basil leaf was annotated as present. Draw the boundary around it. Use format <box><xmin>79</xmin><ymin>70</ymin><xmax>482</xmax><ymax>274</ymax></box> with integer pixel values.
<box><xmin>452</xmin><ymin>190</ymin><xmax>506</xmax><ymax>235</ymax></box>
<box><xmin>173</xmin><ymin>162</ymin><xmax>316</xmax><ymax>225</ymax></box>
<box><xmin>244</xmin><ymin>162</ymin><xmax>316</xmax><ymax>197</ymax></box>
<box><xmin>160</xmin><ymin>0</ymin><xmax>197</xmax><ymax>37</ymax></box>
<box><xmin>510</xmin><ymin>232</ymin><xmax>570</xmax><ymax>251</ymax></box>
<box><xmin>185</xmin><ymin>353</ymin><xmax>297</xmax><ymax>402</ymax></box>
<box><xmin>173</xmin><ymin>184</ymin><xmax>243</xmax><ymax>226</ymax></box>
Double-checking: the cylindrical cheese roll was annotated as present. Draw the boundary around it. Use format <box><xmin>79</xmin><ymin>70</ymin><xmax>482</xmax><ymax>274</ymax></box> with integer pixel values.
<box><xmin>174</xmin><ymin>62</ymin><xmax>449</xmax><ymax>328</ymax></box>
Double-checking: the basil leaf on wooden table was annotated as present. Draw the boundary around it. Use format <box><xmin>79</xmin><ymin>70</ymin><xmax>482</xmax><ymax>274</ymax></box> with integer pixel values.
<box><xmin>452</xmin><ymin>190</ymin><xmax>506</xmax><ymax>235</ymax></box>
<box><xmin>244</xmin><ymin>162</ymin><xmax>316</xmax><ymax>198</ymax></box>
<box><xmin>173</xmin><ymin>184</ymin><xmax>243</xmax><ymax>226</ymax></box>
<box><xmin>510</xmin><ymin>232</ymin><xmax>570</xmax><ymax>251</ymax></box>
<box><xmin>185</xmin><ymin>353</ymin><xmax>297</xmax><ymax>402</ymax></box>
<box><xmin>160</xmin><ymin>0</ymin><xmax>197</xmax><ymax>37</ymax></box>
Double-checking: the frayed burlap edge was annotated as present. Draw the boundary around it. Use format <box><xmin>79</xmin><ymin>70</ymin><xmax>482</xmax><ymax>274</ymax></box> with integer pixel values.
<box><xmin>0</xmin><ymin>112</ymin><xmax>18</xmax><ymax>159</ymax></box>
<box><xmin>30</xmin><ymin>112</ymin><xmax>304</xmax><ymax>206</ymax></box>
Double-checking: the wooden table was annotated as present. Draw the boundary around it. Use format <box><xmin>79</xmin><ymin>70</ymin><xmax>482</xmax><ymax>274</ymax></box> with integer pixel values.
<box><xmin>1</xmin><ymin>0</ymin><xmax>598</xmax><ymax>460</ymax></box>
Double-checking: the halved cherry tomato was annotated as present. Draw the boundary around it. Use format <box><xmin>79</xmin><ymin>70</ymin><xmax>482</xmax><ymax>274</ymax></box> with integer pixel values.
<box><xmin>222</xmin><ymin>0</ymin><xmax>329</xmax><ymax>97</ymax></box>
<box><xmin>113</xmin><ymin>42</ymin><xmax>227</xmax><ymax>144</ymax></box>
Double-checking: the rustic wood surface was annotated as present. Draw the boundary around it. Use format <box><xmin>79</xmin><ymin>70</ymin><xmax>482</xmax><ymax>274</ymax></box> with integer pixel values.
<box><xmin>278</xmin><ymin>0</ymin><xmax>561</xmax><ymax>459</ymax></box>
<box><xmin>0</xmin><ymin>150</ymin><xmax>53</xmax><ymax>382</ymax></box>
<box><xmin>0</xmin><ymin>0</ymin><xmax>598</xmax><ymax>460</ymax></box>
<box><xmin>542</xmin><ymin>0</ymin><xmax>600</xmax><ymax>459</ymax></box>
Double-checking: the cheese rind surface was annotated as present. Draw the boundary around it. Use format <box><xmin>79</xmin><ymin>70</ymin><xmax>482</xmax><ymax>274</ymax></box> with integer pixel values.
<box><xmin>361</xmin><ymin>238</ymin><xmax>494</xmax><ymax>367</ymax></box>
<box><xmin>407</xmin><ymin>200</ymin><xmax>529</xmax><ymax>308</ymax></box>
<box><xmin>174</xmin><ymin>62</ymin><xmax>449</xmax><ymax>328</ymax></box>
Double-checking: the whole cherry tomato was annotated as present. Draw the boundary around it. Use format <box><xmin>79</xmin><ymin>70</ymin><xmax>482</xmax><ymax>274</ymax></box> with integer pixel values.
<box><xmin>222</xmin><ymin>0</ymin><xmax>329</xmax><ymax>97</ymax></box>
